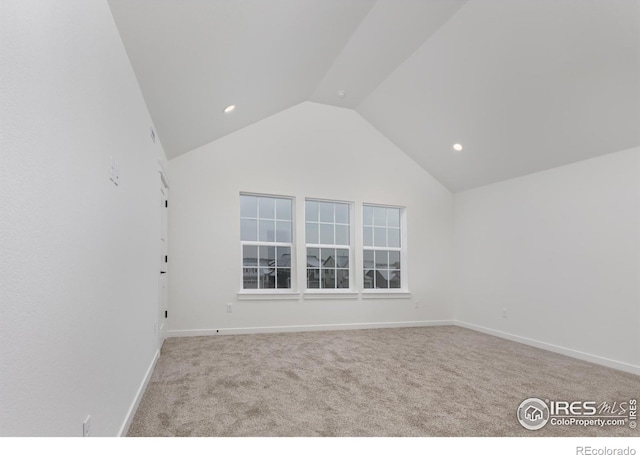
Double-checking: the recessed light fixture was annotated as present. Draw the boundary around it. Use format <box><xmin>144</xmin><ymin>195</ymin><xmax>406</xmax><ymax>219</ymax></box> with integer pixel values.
<box><xmin>453</xmin><ymin>143</ymin><xmax>463</xmax><ymax>151</ymax></box>
<box><xmin>223</xmin><ymin>104</ymin><xmax>236</xmax><ymax>114</ymax></box>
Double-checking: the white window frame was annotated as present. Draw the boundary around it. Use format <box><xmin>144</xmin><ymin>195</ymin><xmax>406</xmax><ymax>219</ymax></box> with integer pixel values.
<box><xmin>238</xmin><ymin>193</ymin><xmax>298</xmax><ymax>297</ymax></box>
<box><xmin>361</xmin><ymin>203</ymin><xmax>409</xmax><ymax>295</ymax></box>
<box><xmin>303</xmin><ymin>198</ymin><xmax>355</xmax><ymax>296</ymax></box>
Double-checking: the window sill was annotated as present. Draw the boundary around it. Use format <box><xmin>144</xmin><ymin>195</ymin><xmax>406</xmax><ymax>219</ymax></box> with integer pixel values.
<box><xmin>360</xmin><ymin>291</ymin><xmax>412</xmax><ymax>300</ymax></box>
<box><xmin>303</xmin><ymin>291</ymin><xmax>359</xmax><ymax>300</ymax></box>
<box><xmin>237</xmin><ymin>291</ymin><xmax>301</xmax><ymax>301</ymax></box>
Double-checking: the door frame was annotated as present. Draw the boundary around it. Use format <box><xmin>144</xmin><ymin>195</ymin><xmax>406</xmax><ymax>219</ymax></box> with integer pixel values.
<box><xmin>158</xmin><ymin>164</ymin><xmax>169</xmax><ymax>346</ymax></box>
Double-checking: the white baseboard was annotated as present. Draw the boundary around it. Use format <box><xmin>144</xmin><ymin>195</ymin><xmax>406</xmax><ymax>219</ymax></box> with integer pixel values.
<box><xmin>118</xmin><ymin>348</ymin><xmax>161</xmax><ymax>437</ymax></box>
<box><xmin>168</xmin><ymin>319</ymin><xmax>454</xmax><ymax>338</ymax></box>
<box><xmin>454</xmin><ymin>321</ymin><xmax>640</xmax><ymax>376</ymax></box>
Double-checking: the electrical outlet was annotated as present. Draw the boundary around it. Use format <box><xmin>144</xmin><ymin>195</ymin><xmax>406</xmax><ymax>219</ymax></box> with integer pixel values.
<box><xmin>226</xmin><ymin>303</ymin><xmax>233</xmax><ymax>313</ymax></box>
<box><xmin>83</xmin><ymin>415</ymin><xmax>91</xmax><ymax>437</ymax></box>
<box><xmin>414</xmin><ymin>300</ymin><xmax>420</xmax><ymax>309</ymax></box>
<box><xmin>502</xmin><ymin>308</ymin><xmax>508</xmax><ymax>318</ymax></box>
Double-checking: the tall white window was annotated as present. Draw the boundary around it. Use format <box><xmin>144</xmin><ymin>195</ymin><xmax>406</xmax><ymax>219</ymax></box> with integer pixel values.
<box><xmin>305</xmin><ymin>200</ymin><xmax>350</xmax><ymax>290</ymax></box>
<box><xmin>240</xmin><ymin>194</ymin><xmax>293</xmax><ymax>290</ymax></box>
<box><xmin>363</xmin><ymin>205</ymin><xmax>402</xmax><ymax>289</ymax></box>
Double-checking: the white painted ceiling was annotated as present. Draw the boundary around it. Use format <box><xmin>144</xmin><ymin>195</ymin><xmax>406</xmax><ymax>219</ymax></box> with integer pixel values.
<box><xmin>108</xmin><ymin>0</ymin><xmax>640</xmax><ymax>191</ymax></box>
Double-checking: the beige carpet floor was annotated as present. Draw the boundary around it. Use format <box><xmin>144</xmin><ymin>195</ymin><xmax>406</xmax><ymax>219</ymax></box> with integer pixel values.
<box><xmin>127</xmin><ymin>326</ymin><xmax>639</xmax><ymax>437</ymax></box>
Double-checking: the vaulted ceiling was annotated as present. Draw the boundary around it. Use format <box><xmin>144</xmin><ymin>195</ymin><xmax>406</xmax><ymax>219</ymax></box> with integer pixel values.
<box><xmin>107</xmin><ymin>0</ymin><xmax>640</xmax><ymax>191</ymax></box>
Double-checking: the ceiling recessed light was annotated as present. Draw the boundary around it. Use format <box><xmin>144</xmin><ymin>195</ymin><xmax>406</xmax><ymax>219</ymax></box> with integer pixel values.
<box><xmin>223</xmin><ymin>104</ymin><xmax>236</xmax><ymax>114</ymax></box>
<box><xmin>453</xmin><ymin>143</ymin><xmax>463</xmax><ymax>151</ymax></box>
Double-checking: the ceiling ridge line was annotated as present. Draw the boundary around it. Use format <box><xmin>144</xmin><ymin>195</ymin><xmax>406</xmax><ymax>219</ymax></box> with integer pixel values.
<box><xmin>307</xmin><ymin>0</ymin><xmax>379</xmax><ymax>101</ymax></box>
<box><xmin>354</xmin><ymin>0</ymin><xmax>470</xmax><ymax>111</ymax></box>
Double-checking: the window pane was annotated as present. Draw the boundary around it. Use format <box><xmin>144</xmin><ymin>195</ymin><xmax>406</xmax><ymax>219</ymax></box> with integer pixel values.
<box><xmin>259</xmin><ymin>267</ymin><xmax>275</xmax><ymax>289</ymax></box>
<box><xmin>258</xmin><ymin>197</ymin><xmax>275</xmax><ymax>219</ymax></box>
<box><xmin>259</xmin><ymin>220</ymin><xmax>275</xmax><ymax>242</ymax></box>
<box><xmin>387</xmin><ymin>208</ymin><xmax>400</xmax><ymax>227</ymax></box>
<box><xmin>389</xmin><ymin>251</ymin><xmax>401</xmax><ymax>269</ymax></box>
<box><xmin>336</xmin><ymin>269</ymin><xmax>349</xmax><ymax>289</ymax></box>
<box><xmin>388</xmin><ymin>228</ymin><xmax>400</xmax><ymax>248</ymax></box>
<box><xmin>363</xmin><ymin>227</ymin><xmax>373</xmax><ymax>247</ymax></box>
<box><xmin>376</xmin><ymin>270</ymin><xmax>389</xmax><ymax>288</ymax></box>
<box><xmin>276</xmin><ymin>221</ymin><xmax>291</xmax><ymax>243</ymax></box>
<box><xmin>240</xmin><ymin>218</ymin><xmax>257</xmax><ymax>241</ymax></box>
<box><xmin>307</xmin><ymin>269</ymin><xmax>320</xmax><ymax>288</ymax></box>
<box><xmin>306</xmin><ymin>222</ymin><xmax>319</xmax><ymax>244</ymax></box>
<box><xmin>306</xmin><ymin>200</ymin><xmax>319</xmax><ymax>222</ymax></box>
<box><xmin>374</xmin><ymin>206</ymin><xmax>386</xmax><ymax>226</ymax></box>
<box><xmin>363</xmin><ymin>270</ymin><xmax>374</xmax><ymax>288</ymax></box>
<box><xmin>319</xmin><ymin>202</ymin><xmax>334</xmax><ymax>222</ymax></box>
<box><xmin>320</xmin><ymin>223</ymin><xmax>334</xmax><ymax>244</ymax></box>
<box><xmin>363</xmin><ymin>206</ymin><xmax>373</xmax><ymax>226</ymax></box>
<box><xmin>240</xmin><ymin>194</ymin><xmax>295</xmax><ymax>292</ymax></box>
<box><xmin>276</xmin><ymin>198</ymin><xmax>291</xmax><ymax>221</ymax></box>
<box><xmin>307</xmin><ymin>248</ymin><xmax>320</xmax><ymax>267</ymax></box>
<box><xmin>259</xmin><ymin>246</ymin><xmax>275</xmax><ymax>266</ymax></box>
<box><xmin>240</xmin><ymin>195</ymin><xmax>258</xmax><ymax>218</ymax></box>
<box><xmin>243</xmin><ymin>268</ymin><xmax>258</xmax><ymax>289</ymax></box>
<box><xmin>390</xmin><ymin>271</ymin><xmax>401</xmax><ymax>289</ymax></box>
<box><xmin>321</xmin><ymin>269</ymin><xmax>335</xmax><ymax>288</ymax></box>
<box><xmin>276</xmin><ymin>247</ymin><xmax>290</xmax><ymax>267</ymax></box>
<box><xmin>335</xmin><ymin>224</ymin><xmax>349</xmax><ymax>245</ymax></box>
<box><xmin>363</xmin><ymin>250</ymin><xmax>374</xmax><ymax>269</ymax></box>
<box><xmin>335</xmin><ymin>203</ymin><xmax>349</xmax><ymax>224</ymax></box>
<box><xmin>375</xmin><ymin>250</ymin><xmax>388</xmax><ymax>269</ymax></box>
<box><xmin>242</xmin><ymin>245</ymin><xmax>258</xmax><ymax>266</ymax></box>
<box><xmin>321</xmin><ymin>248</ymin><xmax>335</xmax><ymax>268</ymax></box>
<box><xmin>276</xmin><ymin>268</ymin><xmax>291</xmax><ymax>289</ymax></box>
<box><xmin>374</xmin><ymin>227</ymin><xmax>387</xmax><ymax>247</ymax></box>
<box><xmin>336</xmin><ymin>249</ymin><xmax>349</xmax><ymax>268</ymax></box>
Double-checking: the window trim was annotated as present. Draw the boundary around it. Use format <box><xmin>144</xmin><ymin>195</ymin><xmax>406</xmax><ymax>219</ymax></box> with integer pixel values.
<box><xmin>361</xmin><ymin>203</ymin><xmax>408</xmax><ymax>293</ymax></box>
<box><xmin>302</xmin><ymin>290</ymin><xmax>359</xmax><ymax>300</ymax></box>
<box><xmin>239</xmin><ymin>193</ymin><xmax>296</xmax><ymax>292</ymax></box>
<box><xmin>238</xmin><ymin>196</ymin><xmax>410</xmax><ymax>297</ymax></box>
<box><xmin>237</xmin><ymin>290</ymin><xmax>301</xmax><ymax>301</ymax></box>
<box><xmin>360</xmin><ymin>291</ymin><xmax>412</xmax><ymax>299</ymax></box>
<box><xmin>303</xmin><ymin>198</ymin><xmax>354</xmax><ymax>293</ymax></box>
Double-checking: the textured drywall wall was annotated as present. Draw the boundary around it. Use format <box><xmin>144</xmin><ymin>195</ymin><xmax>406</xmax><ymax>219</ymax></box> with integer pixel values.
<box><xmin>0</xmin><ymin>0</ymin><xmax>167</xmax><ymax>436</ymax></box>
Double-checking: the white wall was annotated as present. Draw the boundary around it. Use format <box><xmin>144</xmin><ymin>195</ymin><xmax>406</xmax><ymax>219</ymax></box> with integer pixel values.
<box><xmin>454</xmin><ymin>148</ymin><xmax>640</xmax><ymax>373</ymax></box>
<box><xmin>168</xmin><ymin>102</ymin><xmax>454</xmax><ymax>334</ymax></box>
<box><xmin>0</xmin><ymin>1</ymin><xmax>167</xmax><ymax>436</ymax></box>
